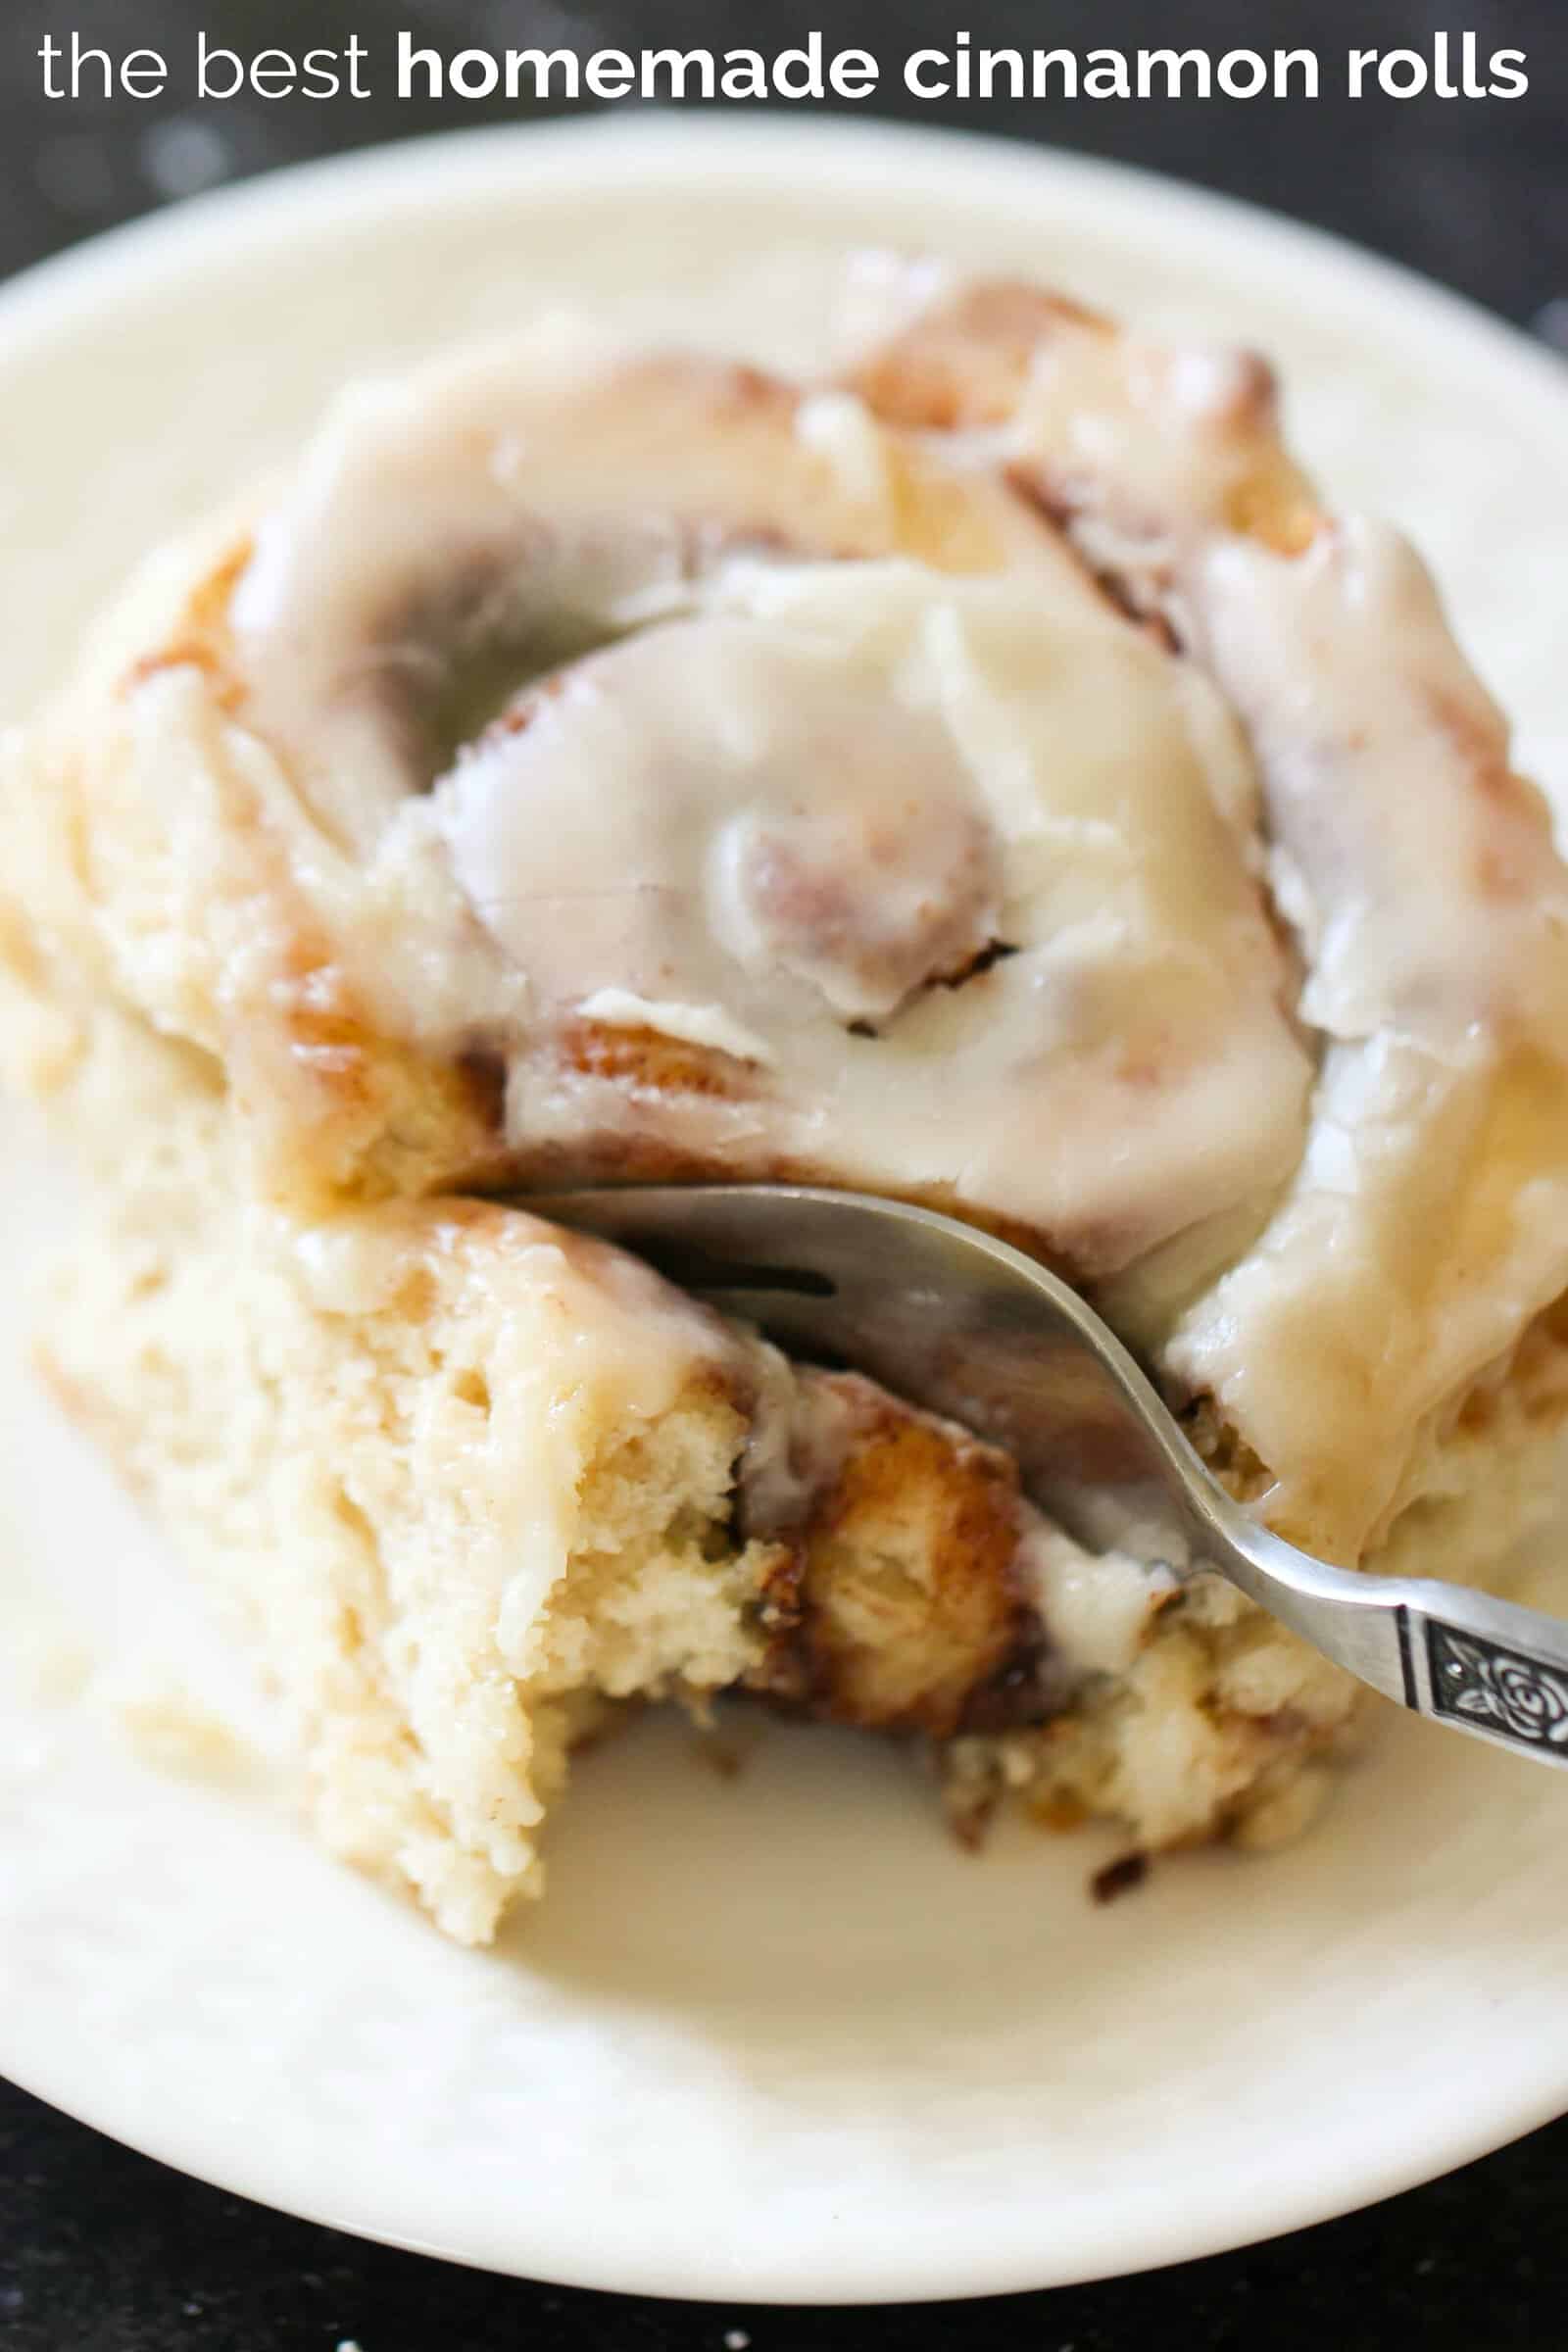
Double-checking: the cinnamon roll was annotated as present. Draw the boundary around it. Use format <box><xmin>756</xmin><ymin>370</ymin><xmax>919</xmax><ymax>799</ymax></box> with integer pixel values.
<box><xmin>8</xmin><ymin>273</ymin><xmax>1568</xmax><ymax>1942</ymax></box>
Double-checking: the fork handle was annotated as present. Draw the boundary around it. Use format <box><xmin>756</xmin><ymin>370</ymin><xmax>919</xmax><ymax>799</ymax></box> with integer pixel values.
<box><xmin>1221</xmin><ymin>1522</ymin><xmax>1568</xmax><ymax>1763</ymax></box>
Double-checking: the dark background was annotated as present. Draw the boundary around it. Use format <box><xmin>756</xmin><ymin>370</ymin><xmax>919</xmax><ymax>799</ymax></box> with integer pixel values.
<box><xmin>2</xmin><ymin>1</ymin><xmax>1566</xmax><ymax>2345</ymax></box>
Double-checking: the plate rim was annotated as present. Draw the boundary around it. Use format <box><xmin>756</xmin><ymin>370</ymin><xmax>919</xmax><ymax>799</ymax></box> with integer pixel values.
<box><xmin>5</xmin><ymin>110</ymin><xmax>1567</xmax><ymax>404</ymax></box>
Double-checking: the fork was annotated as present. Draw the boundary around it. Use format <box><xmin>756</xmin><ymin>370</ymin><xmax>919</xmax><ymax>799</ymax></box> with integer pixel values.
<box><xmin>532</xmin><ymin>1183</ymin><xmax>1568</xmax><ymax>1766</ymax></box>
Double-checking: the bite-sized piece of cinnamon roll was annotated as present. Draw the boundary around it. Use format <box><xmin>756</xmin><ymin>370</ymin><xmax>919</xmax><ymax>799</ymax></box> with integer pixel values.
<box><xmin>7</xmin><ymin>271</ymin><xmax>1568</xmax><ymax>1944</ymax></box>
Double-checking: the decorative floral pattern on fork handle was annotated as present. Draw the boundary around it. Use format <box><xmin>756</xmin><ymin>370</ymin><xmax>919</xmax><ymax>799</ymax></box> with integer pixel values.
<box><xmin>1427</xmin><ymin>1620</ymin><xmax>1568</xmax><ymax>1749</ymax></box>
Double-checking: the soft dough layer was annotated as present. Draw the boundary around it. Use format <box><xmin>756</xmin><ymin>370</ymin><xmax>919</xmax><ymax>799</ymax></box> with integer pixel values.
<box><xmin>25</xmin><ymin>1016</ymin><xmax>1568</xmax><ymax>1943</ymax></box>
<box><xmin>32</xmin><ymin>1031</ymin><xmax>1366</xmax><ymax>1942</ymax></box>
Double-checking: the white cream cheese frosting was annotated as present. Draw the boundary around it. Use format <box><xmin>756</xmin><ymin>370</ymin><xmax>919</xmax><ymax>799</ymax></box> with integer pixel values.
<box><xmin>1167</xmin><ymin>521</ymin><xmax>1568</xmax><ymax>1548</ymax></box>
<box><xmin>425</xmin><ymin>566</ymin><xmax>1311</xmax><ymax>1272</ymax></box>
<box><xmin>27</xmin><ymin>284</ymin><xmax>1568</xmax><ymax>1569</ymax></box>
<box><xmin>843</xmin><ymin>273</ymin><xmax>1568</xmax><ymax>1552</ymax></box>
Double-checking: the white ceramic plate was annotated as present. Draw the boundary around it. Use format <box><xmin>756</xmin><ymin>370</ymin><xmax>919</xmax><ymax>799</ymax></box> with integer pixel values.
<box><xmin>3</xmin><ymin>118</ymin><xmax>1568</xmax><ymax>2305</ymax></box>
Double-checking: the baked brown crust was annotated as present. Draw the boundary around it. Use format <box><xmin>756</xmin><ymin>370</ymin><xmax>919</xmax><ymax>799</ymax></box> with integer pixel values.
<box><xmin>843</xmin><ymin>276</ymin><xmax>1322</xmax><ymax>556</ymax></box>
